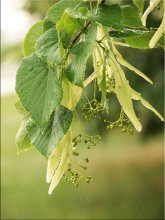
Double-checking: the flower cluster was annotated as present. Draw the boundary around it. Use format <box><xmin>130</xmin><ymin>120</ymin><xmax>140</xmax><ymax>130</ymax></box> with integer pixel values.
<box><xmin>105</xmin><ymin>109</ymin><xmax>134</xmax><ymax>134</ymax></box>
<box><xmin>63</xmin><ymin>134</ymin><xmax>101</xmax><ymax>187</ymax></box>
<box><xmin>81</xmin><ymin>99</ymin><xmax>104</xmax><ymax>121</ymax></box>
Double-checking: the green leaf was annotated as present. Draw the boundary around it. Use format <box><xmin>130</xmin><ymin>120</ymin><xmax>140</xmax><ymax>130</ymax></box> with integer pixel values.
<box><xmin>43</xmin><ymin>18</ymin><xmax>55</xmax><ymax>32</ymax></box>
<box><xmin>66</xmin><ymin>7</ymin><xmax>88</xmax><ymax>20</ymax></box>
<box><xmin>57</xmin><ymin>11</ymin><xmax>78</xmax><ymax>35</ymax></box>
<box><xmin>15</xmin><ymin>100</ymin><xmax>28</xmax><ymax>117</ymax></box>
<box><xmin>26</xmin><ymin>105</ymin><xmax>73</xmax><ymax>157</ymax></box>
<box><xmin>36</xmin><ymin>28</ymin><xmax>61</xmax><ymax>65</ymax></box>
<box><xmin>22</xmin><ymin>20</ymin><xmax>43</xmax><ymax>57</ymax></box>
<box><xmin>133</xmin><ymin>0</ymin><xmax>145</xmax><ymax>13</ymax></box>
<box><xmin>65</xmin><ymin>24</ymin><xmax>97</xmax><ymax>87</ymax></box>
<box><xmin>47</xmin><ymin>0</ymin><xmax>81</xmax><ymax>23</ymax></box>
<box><xmin>87</xmin><ymin>4</ymin><xmax>123</xmax><ymax>30</ymax></box>
<box><xmin>109</xmin><ymin>29</ymin><xmax>150</xmax><ymax>39</ymax></box>
<box><xmin>125</xmin><ymin>31</ymin><xmax>163</xmax><ymax>49</ymax></box>
<box><xmin>15</xmin><ymin>101</ymin><xmax>32</xmax><ymax>153</ymax></box>
<box><xmin>16</xmin><ymin>54</ymin><xmax>63</xmax><ymax>128</ymax></box>
<box><xmin>56</xmin><ymin>10</ymin><xmax>83</xmax><ymax>49</ymax></box>
<box><xmin>16</xmin><ymin>120</ymin><xmax>33</xmax><ymax>154</ymax></box>
<box><xmin>122</xmin><ymin>5</ymin><xmax>143</xmax><ymax>28</ymax></box>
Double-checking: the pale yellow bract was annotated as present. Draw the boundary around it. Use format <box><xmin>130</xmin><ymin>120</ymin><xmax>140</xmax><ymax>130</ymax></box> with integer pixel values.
<box><xmin>142</xmin><ymin>0</ymin><xmax>165</xmax><ymax>48</ymax></box>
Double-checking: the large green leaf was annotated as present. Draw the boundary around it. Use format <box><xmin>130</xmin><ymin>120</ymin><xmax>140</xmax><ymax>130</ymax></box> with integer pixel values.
<box><xmin>16</xmin><ymin>54</ymin><xmax>63</xmax><ymax>128</ymax></box>
<box><xmin>87</xmin><ymin>4</ymin><xmax>123</xmax><ymax>30</ymax></box>
<box><xmin>22</xmin><ymin>20</ymin><xmax>43</xmax><ymax>57</ymax></box>
<box><xmin>36</xmin><ymin>28</ymin><xmax>61</xmax><ymax>65</ymax></box>
<box><xmin>47</xmin><ymin>0</ymin><xmax>81</xmax><ymax>23</ymax></box>
<box><xmin>65</xmin><ymin>24</ymin><xmax>97</xmax><ymax>87</ymax></box>
<box><xmin>122</xmin><ymin>5</ymin><xmax>143</xmax><ymax>28</ymax></box>
<box><xmin>26</xmin><ymin>105</ymin><xmax>73</xmax><ymax>157</ymax></box>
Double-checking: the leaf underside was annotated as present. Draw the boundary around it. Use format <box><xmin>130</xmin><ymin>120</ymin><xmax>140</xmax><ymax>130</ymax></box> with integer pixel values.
<box><xmin>26</xmin><ymin>105</ymin><xmax>73</xmax><ymax>157</ymax></box>
<box><xmin>16</xmin><ymin>120</ymin><xmax>33</xmax><ymax>154</ymax></box>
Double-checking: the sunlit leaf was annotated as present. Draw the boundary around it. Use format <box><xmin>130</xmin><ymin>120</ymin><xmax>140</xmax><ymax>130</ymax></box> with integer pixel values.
<box><xmin>47</xmin><ymin>0</ymin><xmax>81</xmax><ymax>23</ymax></box>
<box><xmin>16</xmin><ymin>54</ymin><xmax>63</xmax><ymax>127</ymax></box>
<box><xmin>22</xmin><ymin>20</ymin><xmax>43</xmax><ymax>56</ymax></box>
<box><xmin>16</xmin><ymin>120</ymin><xmax>33</xmax><ymax>154</ymax></box>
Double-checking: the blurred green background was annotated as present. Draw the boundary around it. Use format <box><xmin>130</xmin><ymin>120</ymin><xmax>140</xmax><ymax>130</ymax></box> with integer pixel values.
<box><xmin>1</xmin><ymin>0</ymin><xmax>164</xmax><ymax>219</ymax></box>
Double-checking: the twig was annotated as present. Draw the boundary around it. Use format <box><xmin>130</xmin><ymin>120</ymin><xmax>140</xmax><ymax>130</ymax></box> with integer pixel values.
<box><xmin>70</xmin><ymin>21</ymin><xmax>91</xmax><ymax>49</ymax></box>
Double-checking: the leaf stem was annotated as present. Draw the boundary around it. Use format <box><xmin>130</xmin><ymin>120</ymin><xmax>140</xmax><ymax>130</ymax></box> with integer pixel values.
<box><xmin>65</xmin><ymin>21</ymin><xmax>91</xmax><ymax>61</ymax></box>
<box><xmin>70</xmin><ymin>21</ymin><xmax>91</xmax><ymax>48</ymax></box>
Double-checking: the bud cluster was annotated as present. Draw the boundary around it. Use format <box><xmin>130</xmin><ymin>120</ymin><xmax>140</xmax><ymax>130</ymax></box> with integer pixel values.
<box><xmin>72</xmin><ymin>133</ymin><xmax>101</xmax><ymax>150</ymax></box>
<box><xmin>105</xmin><ymin>109</ymin><xmax>134</xmax><ymax>134</ymax></box>
<box><xmin>81</xmin><ymin>99</ymin><xmax>104</xmax><ymax>121</ymax></box>
<box><xmin>64</xmin><ymin>162</ymin><xmax>93</xmax><ymax>187</ymax></box>
<box><xmin>63</xmin><ymin>134</ymin><xmax>101</xmax><ymax>187</ymax></box>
